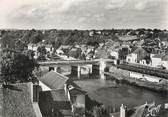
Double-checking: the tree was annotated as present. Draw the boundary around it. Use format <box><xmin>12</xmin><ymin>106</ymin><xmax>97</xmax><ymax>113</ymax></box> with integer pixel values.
<box><xmin>1</xmin><ymin>33</ymin><xmax>15</xmax><ymax>48</ymax></box>
<box><xmin>37</xmin><ymin>46</ymin><xmax>47</xmax><ymax>61</ymax></box>
<box><xmin>0</xmin><ymin>50</ymin><xmax>38</xmax><ymax>84</ymax></box>
<box><xmin>28</xmin><ymin>30</ymin><xmax>43</xmax><ymax>44</ymax></box>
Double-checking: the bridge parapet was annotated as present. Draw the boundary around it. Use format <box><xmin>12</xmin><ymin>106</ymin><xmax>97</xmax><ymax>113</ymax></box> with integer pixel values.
<box><xmin>38</xmin><ymin>60</ymin><xmax>99</xmax><ymax>66</ymax></box>
<box><xmin>39</xmin><ymin>59</ymin><xmax>115</xmax><ymax>80</ymax></box>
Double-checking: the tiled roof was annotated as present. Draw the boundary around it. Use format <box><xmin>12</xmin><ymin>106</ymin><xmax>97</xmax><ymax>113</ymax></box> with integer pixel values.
<box><xmin>67</xmin><ymin>80</ymin><xmax>87</xmax><ymax>95</ymax></box>
<box><xmin>132</xmin><ymin>47</ymin><xmax>146</xmax><ymax>54</ymax></box>
<box><xmin>40</xmin><ymin>71</ymin><xmax>68</xmax><ymax>90</ymax></box>
<box><xmin>69</xmin><ymin>87</ymin><xmax>87</xmax><ymax>96</ymax></box>
<box><xmin>152</xmin><ymin>54</ymin><xmax>164</xmax><ymax>58</ymax></box>
<box><xmin>162</xmin><ymin>54</ymin><xmax>168</xmax><ymax>61</ymax></box>
<box><xmin>67</xmin><ymin>80</ymin><xmax>81</xmax><ymax>89</ymax></box>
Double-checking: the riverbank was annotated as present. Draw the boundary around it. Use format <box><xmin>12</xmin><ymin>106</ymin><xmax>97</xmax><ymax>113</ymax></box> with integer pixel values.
<box><xmin>104</xmin><ymin>71</ymin><xmax>168</xmax><ymax>93</ymax></box>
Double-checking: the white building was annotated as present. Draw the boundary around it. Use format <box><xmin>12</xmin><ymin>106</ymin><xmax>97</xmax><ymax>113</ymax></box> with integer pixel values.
<box><xmin>45</xmin><ymin>44</ymin><xmax>53</xmax><ymax>54</ymax></box>
<box><xmin>28</xmin><ymin>43</ymin><xmax>39</xmax><ymax>51</ymax></box>
<box><xmin>126</xmin><ymin>53</ymin><xmax>137</xmax><ymax>63</ymax></box>
<box><xmin>129</xmin><ymin>71</ymin><xmax>162</xmax><ymax>83</ymax></box>
<box><xmin>150</xmin><ymin>54</ymin><xmax>163</xmax><ymax>68</ymax></box>
<box><xmin>126</xmin><ymin>47</ymin><xmax>150</xmax><ymax>65</ymax></box>
<box><xmin>27</xmin><ymin>44</ymin><xmax>39</xmax><ymax>59</ymax></box>
<box><xmin>110</xmin><ymin>49</ymin><xmax>119</xmax><ymax>59</ymax></box>
<box><xmin>56</xmin><ymin>49</ymin><xmax>64</xmax><ymax>55</ymax></box>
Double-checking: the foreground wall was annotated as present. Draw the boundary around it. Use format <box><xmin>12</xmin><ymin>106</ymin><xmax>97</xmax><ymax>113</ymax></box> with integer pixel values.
<box><xmin>3</xmin><ymin>82</ymin><xmax>41</xmax><ymax>117</ymax></box>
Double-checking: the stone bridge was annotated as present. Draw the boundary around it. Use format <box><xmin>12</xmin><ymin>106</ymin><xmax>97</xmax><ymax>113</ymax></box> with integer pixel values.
<box><xmin>38</xmin><ymin>59</ymin><xmax>115</xmax><ymax>79</ymax></box>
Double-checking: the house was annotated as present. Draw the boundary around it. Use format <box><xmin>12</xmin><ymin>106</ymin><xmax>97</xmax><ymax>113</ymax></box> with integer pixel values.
<box><xmin>39</xmin><ymin>70</ymin><xmax>87</xmax><ymax>117</ymax></box>
<box><xmin>28</xmin><ymin>43</ymin><xmax>39</xmax><ymax>51</ymax></box>
<box><xmin>28</xmin><ymin>43</ymin><xmax>54</xmax><ymax>59</ymax></box>
<box><xmin>150</xmin><ymin>54</ymin><xmax>164</xmax><ymax>68</ymax></box>
<box><xmin>126</xmin><ymin>47</ymin><xmax>150</xmax><ymax>65</ymax></box>
<box><xmin>27</xmin><ymin>43</ymin><xmax>39</xmax><ymax>59</ymax></box>
<box><xmin>66</xmin><ymin>81</ymin><xmax>87</xmax><ymax>116</ymax></box>
<box><xmin>39</xmin><ymin>89</ymin><xmax>73</xmax><ymax>117</ymax></box>
<box><xmin>68</xmin><ymin>47</ymin><xmax>82</xmax><ymax>59</ymax></box>
<box><xmin>126</xmin><ymin>54</ymin><xmax>136</xmax><ymax>63</ymax></box>
<box><xmin>45</xmin><ymin>44</ymin><xmax>53</xmax><ymax>54</ymax></box>
<box><xmin>109</xmin><ymin>48</ymin><xmax>119</xmax><ymax>60</ymax></box>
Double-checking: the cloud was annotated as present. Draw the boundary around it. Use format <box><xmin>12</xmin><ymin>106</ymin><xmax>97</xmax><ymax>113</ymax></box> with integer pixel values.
<box><xmin>8</xmin><ymin>5</ymin><xmax>48</xmax><ymax>24</ymax></box>
<box><xmin>0</xmin><ymin>0</ymin><xmax>167</xmax><ymax>29</ymax></box>
<box><xmin>78</xmin><ymin>17</ymin><xmax>86</xmax><ymax>23</ymax></box>
<box><xmin>93</xmin><ymin>13</ymin><xmax>105</xmax><ymax>21</ymax></box>
<box><xmin>105</xmin><ymin>0</ymin><xmax>127</xmax><ymax>9</ymax></box>
<box><xmin>57</xmin><ymin>0</ymin><xmax>90</xmax><ymax>12</ymax></box>
<box><xmin>134</xmin><ymin>0</ymin><xmax>160</xmax><ymax>10</ymax></box>
<box><xmin>134</xmin><ymin>1</ymin><xmax>148</xmax><ymax>10</ymax></box>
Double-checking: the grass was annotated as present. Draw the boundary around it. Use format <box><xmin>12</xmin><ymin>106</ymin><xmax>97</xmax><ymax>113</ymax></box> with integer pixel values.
<box><xmin>3</xmin><ymin>83</ymin><xmax>37</xmax><ymax>117</ymax></box>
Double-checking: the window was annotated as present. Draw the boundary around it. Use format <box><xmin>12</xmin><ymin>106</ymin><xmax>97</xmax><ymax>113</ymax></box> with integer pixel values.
<box><xmin>128</xmin><ymin>58</ymin><xmax>130</xmax><ymax>62</ymax></box>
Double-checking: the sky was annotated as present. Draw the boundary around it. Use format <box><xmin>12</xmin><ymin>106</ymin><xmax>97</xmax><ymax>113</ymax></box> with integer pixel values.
<box><xmin>0</xmin><ymin>0</ymin><xmax>168</xmax><ymax>29</ymax></box>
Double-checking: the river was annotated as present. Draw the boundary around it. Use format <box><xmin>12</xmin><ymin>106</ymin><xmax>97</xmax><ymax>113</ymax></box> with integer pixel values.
<box><xmin>56</xmin><ymin>65</ymin><xmax>168</xmax><ymax>110</ymax></box>
<box><xmin>68</xmin><ymin>74</ymin><xmax>168</xmax><ymax>110</ymax></box>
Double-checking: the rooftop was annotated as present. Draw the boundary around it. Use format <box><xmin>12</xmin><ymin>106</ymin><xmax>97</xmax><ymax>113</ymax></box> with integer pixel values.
<box><xmin>132</xmin><ymin>47</ymin><xmax>146</xmax><ymax>54</ymax></box>
<box><xmin>118</xmin><ymin>35</ymin><xmax>138</xmax><ymax>41</ymax></box>
<box><xmin>40</xmin><ymin>71</ymin><xmax>68</xmax><ymax>90</ymax></box>
<box><xmin>68</xmin><ymin>86</ymin><xmax>87</xmax><ymax>96</ymax></box>
<box><xmin>39</xmin><ymin>89</ymin><xmax>72</xmax><ymax>117</ymax></box>
<box><xmin>162</xmin><ymin>54</ymin><xmax>168</xmax><ymax>61</ymax></box>
<box><xmin>152</xmin><ymin>54</ymin><xmax>164</xmax><ymax>58</ymax></box>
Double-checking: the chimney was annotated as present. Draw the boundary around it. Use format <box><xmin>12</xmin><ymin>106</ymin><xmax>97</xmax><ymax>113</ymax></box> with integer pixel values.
<box><xmin>120</xmin><ymin>104</ymin><xmax>127</xmax><ymax>117</ymax></box>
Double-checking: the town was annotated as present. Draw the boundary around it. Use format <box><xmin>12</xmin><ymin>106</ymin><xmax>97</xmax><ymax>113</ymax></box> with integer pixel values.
<box><xmin>0</xmin><ymin>28</ymin><xmax>168</xmax><ymax>117</ymax></box>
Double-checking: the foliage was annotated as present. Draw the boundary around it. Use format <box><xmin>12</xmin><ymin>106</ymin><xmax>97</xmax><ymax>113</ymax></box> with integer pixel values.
<box><xmin>118</xmin><ymin>48</ymin><xmax>129</xmax><ymax>60</ymax></box>
<box><xmin>1</xmin><ymin>28</ymin><xmax>168</xmax><ymax>56</ymax></box>
<box><xmin>0</xmin><ymin>50</ymin><xmax>38</xmax><ymax>83</ymax></box>
<box><xmin>1</xmin><ymin>33</ymin><xmax>15</xmax><ymax>48</ymax></box>
<box><xmin>37</xmin><ymin>46</ymin><xmax>47</xmax><ymax>61</ymax></box>
<box><xmin>27</xmin><ymin>29</ymin><xmax>43</xmax><ymax>44</ymax></box>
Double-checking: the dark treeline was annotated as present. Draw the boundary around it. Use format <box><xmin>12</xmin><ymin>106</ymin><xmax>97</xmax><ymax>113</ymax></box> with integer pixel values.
<box><xmin>1</xmin><ymin>28</ymin><xmax>168</xmax><ymax>49</ymax></box>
